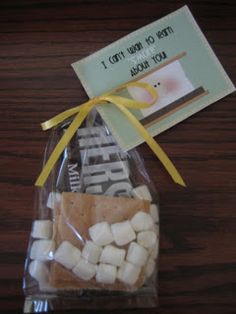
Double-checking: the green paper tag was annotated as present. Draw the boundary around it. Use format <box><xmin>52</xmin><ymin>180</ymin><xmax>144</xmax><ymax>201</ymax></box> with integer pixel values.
<box><xmin>72</xmin><ymin>5</ymin><xmax>235</xmax><ymax>151</ymax></box>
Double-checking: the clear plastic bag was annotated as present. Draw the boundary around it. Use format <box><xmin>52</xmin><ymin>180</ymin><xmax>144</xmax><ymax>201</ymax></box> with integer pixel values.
<box><xmin>23</xmin><ymin>111</ymin><xmax>159</xmax><ymax>313</ymax></box>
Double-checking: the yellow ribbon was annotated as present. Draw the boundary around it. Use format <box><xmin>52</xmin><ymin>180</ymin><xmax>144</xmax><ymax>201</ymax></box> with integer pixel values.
<box><xmin>35</xmin><ymin>82</ymin><xmax>186</xmax><ymax>187</ymax></box>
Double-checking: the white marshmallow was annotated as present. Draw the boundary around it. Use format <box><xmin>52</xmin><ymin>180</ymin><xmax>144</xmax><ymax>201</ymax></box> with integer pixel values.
<box><xmin>149</xmin><ymin>241</ymin><xmax>159</xmax><ymax>259</ymax></box>
<box><xmin>46</xmin><ymin>192</ymin><xmax>61</xmax><ymax>210</ymax></box>
<box><xmin>31</xmin><ymin>220</ymin><xmax>52</xmax><ymax>239</ymax></box>
<box><xmin>131</xmin><ymin>185</ymin><xmax>152</xmax><ymax>201</ymax></box>
<box><xmin>145</xmin><ymin>257</ymin><xmax>156</xmax><ymax>278</ymax></box>
<box><xmin>82</xmin><ymin>241</ymin><xmax>102</xmax><ymax>264</ymax></box>
<box><xmin>100</xmin><ymin>245</ymin><xmax>125</xmax><ymax>267</ymax></box>
<box><xmin>29</xmin><ymin>260</ymin><xmax>49</xmax><ymax>282</ymax></box>
<box><xmin>137</xmin><ymin>231</ymin><xmax>157</xmax><ymax>249</ymax></box>
<box><xmin>126</xmin><ymin>242</ymin><xmax>148</xmax><ymax>267</ymax></box>
<box><xmin>73</xmin><ymin>258</ymin><xmax>96</xmax><ymax>281</ymax></box>
<box><xmin>130</xmin><ymin>211</ymin><xmax>154</xmax><ymax>232</ymax></box>
<box><xmin>96</xmin><ymin>263</ymin><xmax>117</xmax><ymax>284</ymax></box>
<box><xmin>54</xmin><ymin>241</ymin><xmax>81</xmax><ymax>269</ymax></box>
<box><xmin>152</xmin><ymin>223</ymin><xmax>160</xmax><ymax>238</ymax></box>
<box><xmin>111</xmin><ymin>221</ymin><xmax>136</xmax><ymax>246</ymax></box>
<box><xmin>118</xmin><ymin>261</ymin><xmax>141</xmax><ymax>285</ymax></box>
<box><xmin>29</xmin><ymin>260</ymin><xmax>56</xmax><ymax>292</ymax></box>
<box><xmin>150</xmin><ymin>204</ymin><xmax>159</xmax><ymax>223</ymax></box>
<box><xmin>30</xmin><ymin>240</ymin><xmax>55</xmax><ymax>261</ymax></box>
<box><xmin>88</xmin><ymin>222</ymin><xmax>113</xmax><ymax>246</ymax></box>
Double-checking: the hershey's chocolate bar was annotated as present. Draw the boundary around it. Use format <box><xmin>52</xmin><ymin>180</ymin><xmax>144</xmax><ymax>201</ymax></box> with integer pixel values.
<box><xmin>56</xmin><ymin>121</ymin><xmax>134</xmax><ymax>196</ymax></box>
<box><xmin>77</xmin><ymin>125</ymin><xmax>133</xmax><ymax>197</ymax></box>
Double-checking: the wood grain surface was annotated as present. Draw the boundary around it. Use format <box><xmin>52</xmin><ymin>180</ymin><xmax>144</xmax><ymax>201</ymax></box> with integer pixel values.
<box><xmin>0</xmin><ymin>1</ymin><xmax>235</xmax><ymax>313</ymax></box>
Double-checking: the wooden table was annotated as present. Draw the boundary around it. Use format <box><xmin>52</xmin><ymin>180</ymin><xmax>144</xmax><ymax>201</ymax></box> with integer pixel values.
<box><xmin>0</xmin><ymin>1</ymin><xmax>235</xmax><ymax>313</ymax></box>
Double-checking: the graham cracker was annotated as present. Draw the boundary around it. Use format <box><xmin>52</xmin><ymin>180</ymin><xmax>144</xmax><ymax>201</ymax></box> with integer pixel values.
<box><xmin>49</xmin><ymin>192</ymin><xmax>150</xmax><ymax>291</ymax></box>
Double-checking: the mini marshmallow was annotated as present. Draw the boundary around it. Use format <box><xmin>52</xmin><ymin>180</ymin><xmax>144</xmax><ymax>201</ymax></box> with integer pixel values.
<box><xmin>100</xmin><ymin>245</ymin><xmax>125</xmax><ymax>267</ymax></box>
<box><xmin>126</xmin><ymin>242</ymin><xmax>148</xmax><ymax>267</ymax></box>
<box><xmin>82</xmin><ymin>241</ymin><xmax>102</xmax><ymax>264</ymax></box>
<box><xmin>130</xmin><ymin>211</ymin><xmax>154</xmax><ymax>232</ymax></box>
<box><xmin>88</xmin><ymin>222</ymin><xmax>113</xmax><ymax>246</ymax></box>
<box><xmin>149</xmin><ymin>241</ymin><xmax>159</xmax><ymax>259</ymax></box>
<box><xmin>152</xmin><ymin>223</ymin><xmax>160</xmax><ymax>238</ymax></box>
<box><xmin>31</xmin><ymin>220</ymin><xmax>52</xmax><ymax>239</ymax></box>
<box><xmin>111</xmin><ymin>220</ymin><xmax>136</xmax><ymax>246</ymax></box>
<box><xmin>73</xmin><ymin>258</ymin><xmax>96</xmax><ymax>281</ymax></box>
<box><xmin>150</xmin><ymin>204</ymin><xmax>159</xmax><ymax>223</ymax></box>
<box><xmin>131</xmin><ymin>185</ymin><xmax>152</xmax><ymax>201</ymax></box>
<box><xmin>29</xmin><ymin>260</ymin><xmax>48</xmax><ymax>282</ymax></box>
<box><xmin>137</xmin><ymin>231</ymin><xmax>157</xmax><ymax>249</ymax></box>
<box><xmin>118</xmin><ymin>261</ymin><xmax>141</xmax><ymax>285</ymax></box>
<box><xmin>54</xmin><ymin>241</ymin><xmax>81</xmax><ymax>269</ymax></box>
<box><xmin>145</xmin><ymin>257</ymin><xmax>155</xmax><ymax>278</ymax></box>
<box><xmin>30</xmin><ymin>240</ymin><xmax>55</xmax><ymax>261</ymax></box>
<box><xmin>46</xmin><ymin>192</ymin><xmax>61</xmax><ymax>210</ymax></box>
<box><xmin>96</xmin><ymin>263</ymin><xmax>117</xmax><ymax>284</ymax></box>
<box><xmin>28</xmin><ymin>260</ymin><xmax>56</xmax><ymax>292</ymax></box>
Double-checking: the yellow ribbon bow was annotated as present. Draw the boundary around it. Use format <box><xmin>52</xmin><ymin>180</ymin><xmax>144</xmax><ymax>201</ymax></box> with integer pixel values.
<box><xmin>35</xmin><ymin>81</ymin><xmax>186</xmax><ymax>187</ymax></box>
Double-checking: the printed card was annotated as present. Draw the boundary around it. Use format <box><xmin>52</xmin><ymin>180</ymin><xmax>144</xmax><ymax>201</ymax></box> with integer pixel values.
<box><xmin>72</xmin><ymin>6</ymin><xmax>235</xmax><ymax>151</ymax></box>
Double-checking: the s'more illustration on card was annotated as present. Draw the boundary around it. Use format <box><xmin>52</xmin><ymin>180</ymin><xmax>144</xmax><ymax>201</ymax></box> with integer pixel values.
<box><xmin>128</xmin><ymin>52</ymin><xmax>209</xmax><ymax>128</ymax></box>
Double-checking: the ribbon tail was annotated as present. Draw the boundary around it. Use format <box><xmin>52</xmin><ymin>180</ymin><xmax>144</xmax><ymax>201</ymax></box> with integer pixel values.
<box><xmin>35</xmin><ymin>106</ymin><xmax>93</xmax><ymax>187</ymax></box>
<box><xmin>41</xmin><ymin>103</ymin><xmax>91</xmax><ymax>131</ymax></box>
<box><xmin>115</xmin><ymin>103</ymin><xmax>186</xmax><ymax>187</ymax></box>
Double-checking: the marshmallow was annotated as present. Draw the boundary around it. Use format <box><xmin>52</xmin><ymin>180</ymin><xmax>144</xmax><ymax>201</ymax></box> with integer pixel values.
<box><xmin>30</xmin><ymin>240</ymin><xmax>55</xmax><ymax>261</ymax></box>
<box><xmin>150</xmin><ymin>204</ymin><xmax>159</xmax><ymax>223</ymax></box>
<box><xmin>29</xmin><ymin>260</ymin><xmax>56</xmax><ymax>292</ymax></box>
<box><xmin>100</xmin><ymin>245</ymin><xmax>125</xmax><ymax>267</ymax></box>
<box><xmin>31</xmin><ymin>220</ymin><xmax>52</xmax><ymax>239</ymax></box>
<box><xmin>152</xmin><ymin>223</ymin><xmax>160</xmax><ymax>238</ymax></box>
<box><xmin>96</xmin><ymin>263</ymin><xmax>117</xmax><ymax>284</ymax></box>
<box><xmin>149</xmin><ymin>241</ymin><xmax>159</xmax><ymax>259</ymax></box>
<box><xmin>130</xmin><ymin>211</ymin><xmax>154</xmax><ymax>231</ymax></box>
<box><xmin>126</xmin><ymin>242</ymin><xmax>148</xmax><ymax>267</ymax></box>
<box><xmin>82</xmin><ymin>241</ymin><xmax>102</xmax><ymax>264</ymax></box>
<box><xmin>111</xmin><ymin>221</ymin><xmax>136</xmax><ymax>246</ymax></box>
<box><xmin>46</xmin><ymin>192</ymin><xmax>61</xmax><ymax>210</ymax></box>
<box><xmin>29</xmin><ymin>260</ymin><xmax>48</xmax><ymax>282</ymax></box>
<box><xmin>145</xmin><ymin>257</ymin><xmax>155</xmax><ymax>278</ymax></box>
<box><xmin>73</xmin><ymin>258</ymin><xmax>96</xmax><ymax>281</ymax></box>
<box><xmin>118</xmin><ymin>261</ymin><xmax>141</xmax><ymax>285</ymax></box>
<box><xmin>137</xmin><ymin>231</ymin><xmax>157</xmax><ymax>249</ymax></box>
<box><xmin>54</xmin><ymin>241</ymin><xmax>81</xmax><ymax>269</ymax></box>
<box><xmin>88</xmin><ymin>222</ymin><xmax>113</xmax><ymax>246</ymax></box>
<box><xmin>131</xmin><ymin>185</ymin><xmax>152</xmax><ymax>201</ymax></box>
